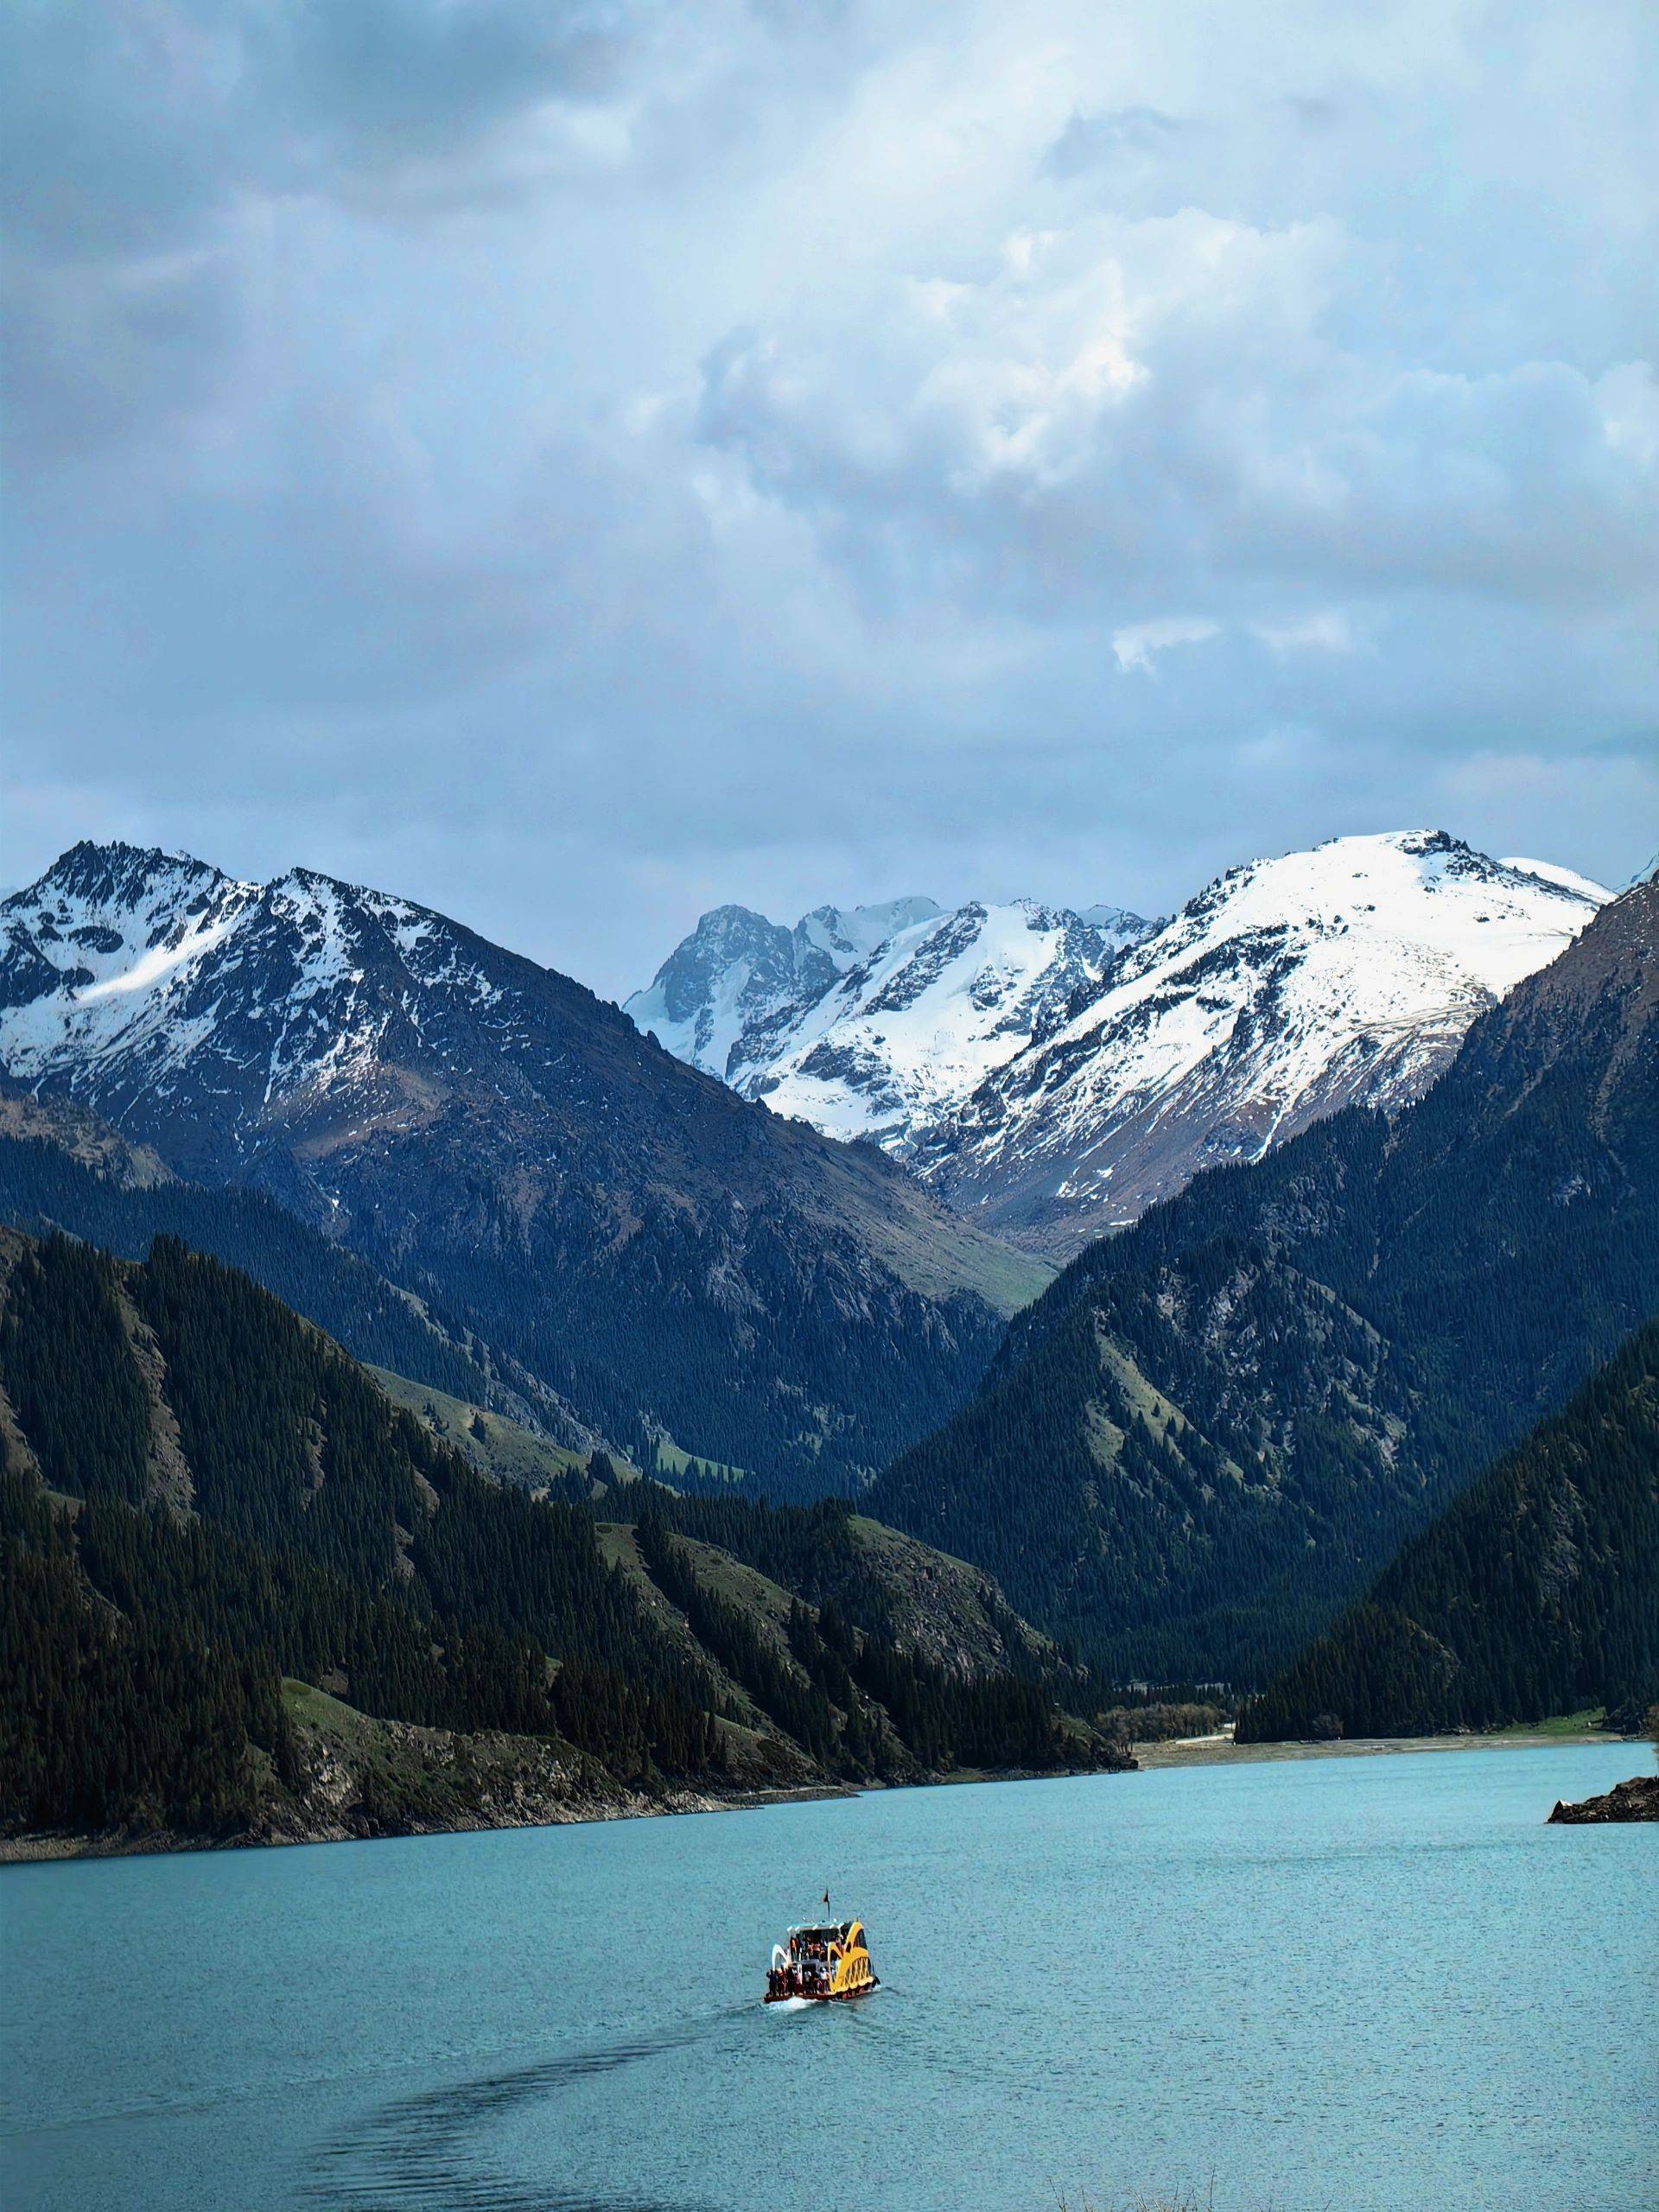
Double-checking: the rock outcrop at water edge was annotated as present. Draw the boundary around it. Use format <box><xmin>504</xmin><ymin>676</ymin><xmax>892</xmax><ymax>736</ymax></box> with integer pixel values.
<box><xmin>1547</xmin><ymin>1776</ymin><xmax>1659</xmax><ymax>1823</ymax></box>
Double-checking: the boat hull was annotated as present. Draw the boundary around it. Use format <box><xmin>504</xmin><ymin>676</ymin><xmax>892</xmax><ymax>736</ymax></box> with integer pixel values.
<box><xmin>765</xmin><ymin>1980</ymin><xmax>880</xmax><ymax>2004</ymax></box>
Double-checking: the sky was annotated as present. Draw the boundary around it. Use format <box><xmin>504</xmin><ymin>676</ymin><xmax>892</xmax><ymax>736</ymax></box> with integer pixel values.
<box><xmin>3</xmin><ymin>0</ymin><xmax>1656</xmax><ymax>997</ymax></box>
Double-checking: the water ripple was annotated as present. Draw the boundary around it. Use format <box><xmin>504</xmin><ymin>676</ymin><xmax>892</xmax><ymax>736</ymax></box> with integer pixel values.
<box><xmin>303</xmin><ymin>2022</ymin><xmax>734</xmax><ymax>2212</ymax></box>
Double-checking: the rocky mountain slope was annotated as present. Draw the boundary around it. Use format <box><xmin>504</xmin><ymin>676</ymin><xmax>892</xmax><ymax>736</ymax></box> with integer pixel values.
<box><xmin>627</xmin><ymin>893</ymin><xmax>1149</xmax><ymax>1153</ymax></box>
<box><xmin>626</xmin><ymin>895</ymin><xmax>944</xmax><ymax>1083</ymax></box>
<box><xmin>1238</xmin><ymin>1319</ymin><xmax>1659</xmax><ymax>1742</ymax></box>
<box><xmin>0</xmin><ymin>1080</ymin><xmax>620</xmax><ymax>1457</ymax></box>
<box><xmin>0</xmin><ymin>843</ymin><xmax>1047</xmax><ymax>1494</ymax></box>
<box><xmin>0</xmin><ymin>1229</ymin><xmax>1121</xmax><ymax>1855</ymax></box>
<box><xmin>918</xmin><ymin>831</ymin><xmax>1609</xmax><ymax>1256</ymax></box>
<box><xmin>868</xmin><ymin>877</ymin><xmax>1659</xmax><ymax>1685</ymax></box>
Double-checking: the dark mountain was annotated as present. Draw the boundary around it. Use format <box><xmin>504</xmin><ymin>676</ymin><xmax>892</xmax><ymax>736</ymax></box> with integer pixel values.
<box><xmin>1238</xmin><ymin>1320</ymin><xmax>1659</xmax><ymax>1740</ymax></box>
<box><xmin>0</xmin><ymin>843</ymin><xmax>1046</xmax><ymax>1494</ymax></box>
<box><xmin>868</xmin><ymin>880</ymin><xmax>1659</xmax><ymax>1683</ymax></box>
<box><xmin>0</xmin><ymin>1087</ymin><xmax>614</xmax><ymax>1456</ymax></box>
<box><xmin>0</xmin><ymin>1229</ymin><xmax>1120</xmax><ymax>1851</ymax></box>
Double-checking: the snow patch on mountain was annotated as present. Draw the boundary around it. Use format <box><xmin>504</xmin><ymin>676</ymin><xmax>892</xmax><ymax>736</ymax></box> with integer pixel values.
<box><xmin>0</xmin><ymin>842</ymin><xmax>519</xmax><ymax>1150</ymax></box>
<box><xmin>751</xmin><ymin>899</ymin><xmax>1143</xmax><ymax>1147</ymax></box>
<box><xmin>626</xmin><ymin>893</ymin><xmax>1150</xmax><ymax>1153</ymax></box>
<box><xmin>919</xmin><ymin>830</ymin><xmax>1611</xmax><ymax>1255</ymax></box>
<box><xmin>1498</xmin><ymin>857</ymin><xmax>1612</xmax><ymax>902</ymax></box>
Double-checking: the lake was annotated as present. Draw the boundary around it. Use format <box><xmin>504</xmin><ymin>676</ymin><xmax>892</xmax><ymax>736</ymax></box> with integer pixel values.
<box><xmin>2</xmin><ymin>1745</ymin><xmax>1651</xmax><ymax>2212</ymax></box>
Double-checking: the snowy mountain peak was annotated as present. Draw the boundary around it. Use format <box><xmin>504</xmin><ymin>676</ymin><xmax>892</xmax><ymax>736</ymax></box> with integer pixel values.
<box><xmin>0</xmin><ymin>842</ymin><xmax>520</xmax><ymax>1161</ymax></box>
<box><xmin>798</xmin><ymin>896</ymin><xmax>942</xmax><ymax>964</ymax></box>
<box><xmin>10</xmin><ymin>836</ymin><xmax>232</xmax><ymax>906</ymax></box>
<box><xmin>4</xmin><ymin>840</ymin><xmax>249</xmax><ymax>949</ymax></box>
<box><xmin>920</xmin><ymin>829</ymin><xmax>1611</xmax><ymax>1255</ymax></box>
<box><xmin>1078</xmin><ymin>900</ymin><xmax>1153</xmax><ymax>939</ymax></box>
<box><xmin>2</xmin><ymin>844</ymin><xmax>260</xmax><ymax>1025</ymax></box>
<box><xmin>0</xmin><ymin>839</ymin><xmax>1049</xmax><ymax>1494</ymax></box>
<box><xmin>626</xmin><ymin>890</ymin><xmax>1152</xmax><ymax>1151</ymax></box>
<box><xmin>623</xmin><ymin>895</ymin><xmax>953</xmax><ymax>1084</ymax></box>
<box><xmin>627</xmin><ymin>903</ymin><xmax>841</xmax><ymax>1081</ymax></box>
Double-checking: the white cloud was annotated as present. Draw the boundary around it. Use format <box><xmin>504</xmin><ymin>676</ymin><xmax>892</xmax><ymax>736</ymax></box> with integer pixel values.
<box><xmin>1252</xmin><ymin>610</ymin><xmax>1355</xmax><ymax>655</ymax></box>
<box><xmin>698</xmin><ymin>210</ymin><xmax>1659</xmax><ymax>620</ymax></box>
<box><xmin>1113</xmin><ymin>618</ymin><xmax>1221</xmax><ymax>674</ymax></box>
<box><xmin>3</xmin><ymin>0</ymin><xmax>1656</xmax><ymax>988</ymax></box>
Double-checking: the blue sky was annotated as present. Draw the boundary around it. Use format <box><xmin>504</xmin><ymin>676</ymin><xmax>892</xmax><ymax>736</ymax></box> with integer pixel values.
<box><xmin>3</xmin><ymin>0</ymin><xmax>1656</xmax><ymax>995</ymax></box>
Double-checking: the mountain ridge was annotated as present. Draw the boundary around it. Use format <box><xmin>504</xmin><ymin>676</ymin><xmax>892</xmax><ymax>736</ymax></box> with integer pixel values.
<box><xmin>0</xmin><ymin>842</ymin><xmax>1047</xmax><ymax>1494</ymax></box>
<box><xmin>626</xmin><ymin>890</ymin><xmax>1151</xmax><ymax>1155</ymax></box>
<box><xmin>626</xmin><ymin>831</ymin><xmax>1608</xmax><ymax>1260</ymax></box>
<box><xmin>919</xmin><ymin>830</ymin><xmax>1609</xmax><ymax>1254</ymax></box>
<box><xmin>867</xmin><ymin>876</ymin><xmax>1658</xmax><ymax>1682</ymax></box>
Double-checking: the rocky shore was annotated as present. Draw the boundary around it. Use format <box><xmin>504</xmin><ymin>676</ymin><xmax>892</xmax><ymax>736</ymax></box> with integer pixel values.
<box><xmin>1548</xmin><ymin>1775</ymin><xmax>1659</xmax><ymax>1823</ymax></box>
<box><xmin>0</xmin><ymin>1676</ymin><xmax>1128</xmax><ymax>1865</ymax></box>
<box><xmin>0</xmin><ymin>1693</ymin><xmax>853</xmax><ymax>1865</ymax></box>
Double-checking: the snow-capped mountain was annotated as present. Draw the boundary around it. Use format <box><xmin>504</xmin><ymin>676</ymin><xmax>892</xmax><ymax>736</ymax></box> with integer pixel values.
<box><xmin>0</xmin><ymin>841</ymin><xmax>523</xmax><ymax>1173</ymax></box>
<box><xmin>0</xmin><ymin>841</ymin><xmax>1046</xmax><ymax>1494</ymax></box>
<box><xmin>746</xmin><ymin>900</ymin><xmax>1153</xmax><ymax>1148</ymax></box>
<box><xmin>625</xmin><ymin>896</ymin><xmax>943</xmax><ymax>1085</ymax></box>
<box><xmin>626</xmin><ymin>895</ymin><xmax>1151</xmax><ymax>1152</ymax></box>
<box><xmin>918</xmin><ymin>830</ymin><xmax>1611</xmax><ymax>1256</ymax></box>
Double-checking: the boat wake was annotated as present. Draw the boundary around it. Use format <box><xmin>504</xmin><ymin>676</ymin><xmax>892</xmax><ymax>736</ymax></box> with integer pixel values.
<box><xmin>302</xmin><ymin>2028</ymin><xmax>721</xmax><ymax>2211</ymax></box>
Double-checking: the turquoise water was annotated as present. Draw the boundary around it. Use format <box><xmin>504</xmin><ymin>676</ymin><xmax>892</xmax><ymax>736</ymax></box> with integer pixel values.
<box><xmin>2</xmin><ymin>1746</ymin><xmax>1652</xmax><ymax>2212</ymax></box>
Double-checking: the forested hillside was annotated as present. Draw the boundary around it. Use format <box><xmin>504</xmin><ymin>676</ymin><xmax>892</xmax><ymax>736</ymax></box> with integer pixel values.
<box><xmin>869</xmin><ymin>1244</ymin><xmax>1433</xmax><ymax>1683</ymax></box>
<box><xmin>598</xmin><ymin>1484</ymin><xmax>1077</xmax><ymax>1689</ymax></box>
<box><xmin>869</xmin><ymin>880</ymin><xmax>1659</xmax><ymax>1683</ymax></box>
<box><xmin>0</xmin><ymin>1108</ymin><xmax>612</xmax><ymax>1455</ymax></box>
<box><xmin>0</xmin><ymin>1232</ymin><xmax>1118</xmax><ymax>1851</ymax></box>
<box><xmin>1237</xmin><ymin>1322</ymin><xmax>1659</xmax><ymax>1739</ymax></box>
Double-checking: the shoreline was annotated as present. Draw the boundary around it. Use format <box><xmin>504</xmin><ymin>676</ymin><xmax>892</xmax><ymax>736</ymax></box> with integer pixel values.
<box><xmin>5</xmin><ymin>1734</ymin><xmax>1630</xmax><ymax>1866</ymax></box>
<box><xmin>1134</xmin><ymin>1726</ymin><xmax>1630</xmax><ymax>1769</ymax></box>
<box><xmin>0</xmin><ymin>1759</ymin><xmax>1129</xmax><ymax>1868</ymax></box>
<box><xmin>0</xmin><ymin>1780</ymin><xmax>855</xmax><ymax>1867</ymax></box>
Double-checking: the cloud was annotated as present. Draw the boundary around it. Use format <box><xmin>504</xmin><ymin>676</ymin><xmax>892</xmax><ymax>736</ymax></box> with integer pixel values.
<box><xmin>2</xmin><ymin>0</ymin><xmax>1656</xmax><ymax>994</ymax></box>
<box><xmin>696</xmin><ymin>210</ymin><xmax>1659</xmax><ymax>621</ymax></box>
<box><xmin>1253</xmin><ymin>610</ymin><xmax>1355</xmax><ymax>655</ymax></box>
<box><xmin>1113</xmin><ymin>618</ymin><xmax>1221</xmax><ymax>674</ymax></box>
<box><xmin>0</xmin><ymin>0</ymin><xmax>636</xmax><ymax>245</ymax></box>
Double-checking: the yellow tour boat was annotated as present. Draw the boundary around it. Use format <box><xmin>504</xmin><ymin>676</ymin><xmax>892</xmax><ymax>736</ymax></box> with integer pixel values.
<box><xmin>765</xmin><ymin>1915</ymin><xmax>879</xmax><ymax>2004</ymax></box>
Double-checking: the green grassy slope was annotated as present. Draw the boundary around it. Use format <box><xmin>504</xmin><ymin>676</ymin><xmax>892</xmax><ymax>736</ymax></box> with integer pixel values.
<box><xmin>367</xmin><ymin>1366</ymin><xmax>596</xmax><ymax>1490</ymax></box>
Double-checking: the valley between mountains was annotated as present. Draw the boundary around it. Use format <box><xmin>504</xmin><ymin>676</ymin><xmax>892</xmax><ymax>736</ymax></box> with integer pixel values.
<box><xmin>2</xmin><ymin>833</ymin><xmax>1655</xmax><ymax>1855</ymax></box>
